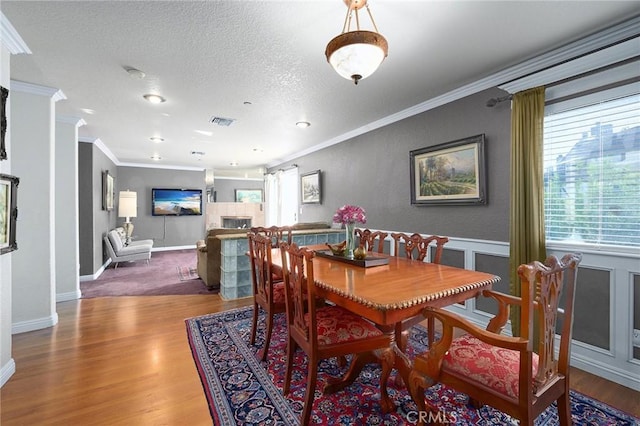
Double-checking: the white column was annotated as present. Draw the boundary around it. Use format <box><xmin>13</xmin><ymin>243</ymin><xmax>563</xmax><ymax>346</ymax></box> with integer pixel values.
<box><xmin>55</xmin><ymin>116</ymin><xmax>84</xmax><ymax>301</ymax></box>
<box><xmin>0</xmin><ymin>11</ymin><xmax>32</xmax><ymax>387</ymax></box>
<box><xmin>10</xmin><ymin>80</ymin><xmax>65</xmax><ymax>333</ymax></box>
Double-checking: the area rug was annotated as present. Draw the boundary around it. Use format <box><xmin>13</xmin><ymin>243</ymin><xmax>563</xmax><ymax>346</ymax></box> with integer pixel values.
<box><xmin>177</xmin><ymin>265</ymin><xmax>200</xmax><ymax>281</ymax></box>
<box><xmin>186</xmin><ymin>306</ymin><xmax>639</xmax><ymax>425</ymax></box>
<box><xmin>82</xmin><ymin>249</ymin><xmax>217</xmax><ymax>297</ymax></box>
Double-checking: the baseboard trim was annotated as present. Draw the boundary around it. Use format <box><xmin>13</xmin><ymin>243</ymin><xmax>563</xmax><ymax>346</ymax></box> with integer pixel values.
<box><xmin>152</xmin><ymin>245</ymin><xmax>197</xmax><ymax>252</ymax></box>
<box><xmin>0</xmin><ymin>358</ymin><xmax>16</xmax><ymax>388</ymax></box>
<box><xmin>571</xmin><ymin>352</ymin><xmax>640</xmax><ymax>391</ymax></box>
<box><xmin>56</xmin><ymin>290</ymin><xmax>81</xmax><ymax>302</ymax></box>
<box><xmin>12</xmin><ymin>313</ymin><xmax>59</xmax><ymax>335</ymax></box>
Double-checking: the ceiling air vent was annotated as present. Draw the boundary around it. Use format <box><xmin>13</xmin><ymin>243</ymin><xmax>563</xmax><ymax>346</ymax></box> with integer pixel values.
<box><xmin>209</xmin><ymin>116</ymin><xmax>236</xmax><ymax>127</ymax></box>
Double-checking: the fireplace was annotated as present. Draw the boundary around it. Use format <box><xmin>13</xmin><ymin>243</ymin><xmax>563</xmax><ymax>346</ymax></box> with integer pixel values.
<box><xmin>222</xmin><ymin>216</ymin><xmax>252</xmax><ymax>229</ymax></box>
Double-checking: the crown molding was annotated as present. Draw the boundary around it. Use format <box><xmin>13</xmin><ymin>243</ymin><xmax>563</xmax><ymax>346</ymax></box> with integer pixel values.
<box><xmin>268</xmin><ymin>15</ymin><xmax>640</xmax><ymax>169</ymax></box>
<box><xmin>10</xmin><ymin>80</ymin><xmax>66</xmax><ymax>102</ymax></box>
<box><xmin>56</xmin><ymin>116</ymin><xmax>87</xmax><ymax>127</ymax></box>
<box><xmin>117</xmin><ymin>161</ymin><xmax>205</xmax><ymax>172</ymax></box>
<box><xmin>0</xmin><ymin>12</ymin><xmax>31</xmax><ymax>55</ymax></box>
<box><xmin>79</xmin><ymin>136</ymin><xmax>119</xmax><ymax>165</ymax></box>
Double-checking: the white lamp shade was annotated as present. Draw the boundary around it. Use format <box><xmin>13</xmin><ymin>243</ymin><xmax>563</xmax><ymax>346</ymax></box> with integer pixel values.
<box><xmin>326</xmin><ymin>30</ymin><xmax>388</xmax><ymax>83</ymax></box>
<box><xmin>118</xmin><ymin>191</ymin><xmax>137</xmax><ymax>218</ymax></box>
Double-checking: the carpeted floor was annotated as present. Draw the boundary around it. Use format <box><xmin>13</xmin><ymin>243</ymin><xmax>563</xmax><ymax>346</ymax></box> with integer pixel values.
<box><xmin>81</xmin><ymin>249</ymin><xmax>217</xmax><ymax>297</ymax></box>
<box><xmin>186</xmin><ymin>306</ymin><xmax>640</xmax><ymax>425</ymax></box>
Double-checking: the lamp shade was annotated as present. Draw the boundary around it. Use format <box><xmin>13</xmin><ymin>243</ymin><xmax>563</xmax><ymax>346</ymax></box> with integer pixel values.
<box><xmin>118</xmin><ymin>190</ymin><xmax>137</xmax><ymax>218</ymax></box>
<box><xmin>326</xmin><ymin>30</ymin><xmax>388</xmax><ymax>84</ymax></box>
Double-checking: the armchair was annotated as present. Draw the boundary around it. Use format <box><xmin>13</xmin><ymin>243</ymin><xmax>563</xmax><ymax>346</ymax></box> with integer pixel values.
<box><xmin>404</xmin><ymin>253</ymin><xmax>582</xmax><ymax>426</ymax></box>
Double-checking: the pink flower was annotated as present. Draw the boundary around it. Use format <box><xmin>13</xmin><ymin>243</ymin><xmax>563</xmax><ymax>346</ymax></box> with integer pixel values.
<box><xmin>332</xmin><ymin>205</ymin><xmax>367</xmax><ymax>225</ymax></box>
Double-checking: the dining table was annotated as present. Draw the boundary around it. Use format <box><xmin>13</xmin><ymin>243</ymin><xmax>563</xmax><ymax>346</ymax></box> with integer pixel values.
<box><xmin>269</xmin><ymin>244</ymin><xmax>501</xmax><ymax>413</ymax></box>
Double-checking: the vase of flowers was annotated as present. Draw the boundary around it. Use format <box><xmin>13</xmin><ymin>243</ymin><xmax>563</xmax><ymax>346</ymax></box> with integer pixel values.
<box><xmin>333</xmin><ymin>204</ymin><xmax>366</xmax><ymax>258</ymax></box>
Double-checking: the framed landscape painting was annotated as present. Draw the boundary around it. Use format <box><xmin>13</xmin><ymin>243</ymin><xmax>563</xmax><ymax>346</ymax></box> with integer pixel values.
<box><xmin>410</xmin><ymin>134</ymin><xmax>487</xmax><ymax>205</ymax></box>
<box><xmin>235</xmin><ymin>189</ymin><xmax>263</xmax><ymax>203</ymax></box>
<box><xmin>301</xmin><ymin>170</ymin><xmax>321</xmax><ymax>204</ymax></box>
<box><xmin>0</xmin><ymin>174</ymin><xmax>19</xmax><ymax>255</ymax></box>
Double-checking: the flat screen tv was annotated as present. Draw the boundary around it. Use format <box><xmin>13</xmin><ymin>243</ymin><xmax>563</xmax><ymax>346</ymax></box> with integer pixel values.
<box><xmin>152</xmin><ymin>188</ymin><xmax>203</xmax><ymax>216</ymax></box>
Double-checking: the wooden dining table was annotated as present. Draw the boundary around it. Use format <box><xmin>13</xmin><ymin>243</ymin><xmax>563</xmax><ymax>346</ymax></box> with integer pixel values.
<box><xmin>270</xmin><ymin>245</ymin><xmax>501</xmax><ymax>413</ymax></box>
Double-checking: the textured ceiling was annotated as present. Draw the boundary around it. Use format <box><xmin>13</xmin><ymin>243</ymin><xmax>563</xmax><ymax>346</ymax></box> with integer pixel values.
<box><xmin>2</xmin><ymin>1</ymin><xmax>638</xmax><ymax>178</ymax></box>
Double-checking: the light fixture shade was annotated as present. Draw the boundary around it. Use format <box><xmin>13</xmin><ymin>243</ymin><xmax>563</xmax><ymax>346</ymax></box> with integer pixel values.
<box><xmin>325</xmin><ymin>30</ymin><xmax>388</xmax><ymax>84</ymax></box>
<box><xmin>118</xmin><ymin>190</ymin><xmax>137</xmax><ymax>218</ymax></box>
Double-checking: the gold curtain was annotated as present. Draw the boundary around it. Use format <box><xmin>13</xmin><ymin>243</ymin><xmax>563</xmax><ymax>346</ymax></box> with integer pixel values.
<box><xmin>509</xmin><ymin>86</ymin><xmax>547</xmax><ymax>336</ymax></box>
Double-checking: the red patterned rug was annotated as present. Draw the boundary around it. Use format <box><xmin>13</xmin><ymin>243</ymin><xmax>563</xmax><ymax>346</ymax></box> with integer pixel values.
<box><xmin>186</xmin><ymin>306</ymin><xmax>639</xmax><ymax>425</ymax></box>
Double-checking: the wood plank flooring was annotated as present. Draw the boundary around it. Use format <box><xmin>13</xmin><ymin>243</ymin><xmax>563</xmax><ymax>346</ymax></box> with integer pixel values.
<box><xmin>1</xmin><ymin>295</ymin><xmax>638</xmax><ymax>425</ymax></box>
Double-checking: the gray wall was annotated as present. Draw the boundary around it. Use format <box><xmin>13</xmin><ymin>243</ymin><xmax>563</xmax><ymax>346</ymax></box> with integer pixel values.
<box><xmin>116</xmin><ymin>167</ymin><xmax>206</xmax><ymax>248</ymax></box>
<box><xmin>213</xmin><ymin>178</ymin><xmax>264</xmax><ymax>202</ymax></box>
<box><xmin>78</xmin><ymin>142</ymin><xmax>118</xmax><ymax>275</ymax></box>
<box><xmin>277</xmin><ymin>88</ymin><xmax>512</xmax><ymax>241</ymax></box>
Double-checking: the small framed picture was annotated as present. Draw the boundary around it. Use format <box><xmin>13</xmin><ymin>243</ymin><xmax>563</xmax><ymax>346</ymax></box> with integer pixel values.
<box><xmin>0</xmin><ymin>173</ymin><xmax>19</xmax><ymax>255</ymax></box>
<box><xmin>301</xmin><ymin>170</ymin><xmax>321</xmax><ymax>204</ymax></box>
<box><xmin>410</xmin><ymin>134</ymin><xmax>487</xmax><ymax>205</ymax></box>
<box><xmin>234</xmin><ymin>188</ymin><xmax>263</xmax><ymax>203</ymax></box>
<box><xmin>102</xmin><ymin>170</ymin><xmax>114</xmax><ymax>211</ymax></box>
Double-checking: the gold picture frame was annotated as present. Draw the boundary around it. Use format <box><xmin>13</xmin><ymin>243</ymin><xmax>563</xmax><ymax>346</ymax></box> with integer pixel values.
<box><xmin>410</xmin><ymin>134</ymin><xmax>487</xmax><ymax>205</ymax></box>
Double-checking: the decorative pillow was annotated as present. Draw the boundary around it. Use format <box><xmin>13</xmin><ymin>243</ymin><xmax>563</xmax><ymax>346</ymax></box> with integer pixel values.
<box><xmin>115</xmin><ymin>227</ymin><xmax>127</xmax><ymax>243</ymax></box>
<box><xmin>442</xmin><ymin>333</ymin><xmax>539</xmax><ymax>399</ymax></box>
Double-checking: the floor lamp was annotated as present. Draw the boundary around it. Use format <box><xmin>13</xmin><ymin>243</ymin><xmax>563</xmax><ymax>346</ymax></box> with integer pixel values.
<box><xmin>118</xmin><ymin>190</ymin><xmax>137</xmax><ymax>245</ymax></box>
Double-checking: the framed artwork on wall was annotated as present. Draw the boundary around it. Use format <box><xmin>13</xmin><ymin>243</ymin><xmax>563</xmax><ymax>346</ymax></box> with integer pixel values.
<box><xmin>102</xmin><ymin>170</ymin><xmax>114</xmax><ymax>211</ymax></box>
<box><xmin>410</xmin><ymin>134</ymin><xmax>487</xmax><ymax>205</ymax></box>
<box><xmin>300</xmin><ymin>169</ymin><xmax>321</xmax><ymax>204</ymax></box>
<box><xmin>0</xmin><ymin>86</ymin><xmax>8</xmax><ymax>161</ymax></box>
<box><xmin>234</xmin><ymin>188</ymin><xmax>263</xmax><ymax>203</ymax></box>
<box><xmin>0</xmin><ymin>173</ymin><xmax>19</xmax><ymax>255</ymax></box>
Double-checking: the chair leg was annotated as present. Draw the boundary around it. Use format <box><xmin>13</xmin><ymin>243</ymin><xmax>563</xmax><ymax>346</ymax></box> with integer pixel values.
<box><xmin>407</xmin><ymin>370</ymin><xmax>430</xmax><ymax>426</ymax></box>
<box><xmin>250</xmin><ymin>303</ymin><xmax>259</xmax><ymax>345</ymax></box>
<box><xmin>260</xmin><ymin>310</ymin><xmax>275</xmax><ymax>362</ymax></box>
<box><xmin>557</xmin><ymin>392</ymin><xmax>572</xmax><ymax>426</ymax></box>
<box><xmin>283</xmin><ymin>338</ymin><xmax>297</xmax><ymax>395</ymax></box>
<box><xmin>301</xmin><ymin>355</ymin><xmax>318</xmax><ymax>426</ymax></box>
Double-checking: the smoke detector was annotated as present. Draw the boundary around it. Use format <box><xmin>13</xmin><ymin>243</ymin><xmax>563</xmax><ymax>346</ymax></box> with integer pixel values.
<box><xmin>209</xmin><ymin>116</ymin><xmax>236</xmax><ymax>127</ymax></box>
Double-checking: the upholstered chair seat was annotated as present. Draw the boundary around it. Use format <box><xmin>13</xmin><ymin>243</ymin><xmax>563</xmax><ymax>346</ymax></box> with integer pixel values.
<box><xmin>442</xmin><ymin>333</ymin><xmax>540</xmax><ymax>399</ymax></box>
<box><xmin>306</xmin><ymin>306</ymin><xmax>384</xmax><ymax>346</ymax></box>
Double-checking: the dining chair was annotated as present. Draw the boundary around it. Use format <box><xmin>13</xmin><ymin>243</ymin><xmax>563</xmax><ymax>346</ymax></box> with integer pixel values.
<box><xmin>247</xmin><ymin>232</ymin><xmax>287</xmax><ymax>362</ymax></box>
<box><xmin>403</xmin><ymin>253</ymin><xmax>582</xmax><ymax>426</ymax></box>
<box><xmin>355</xmin><ymin>228</ymin><xmax>388</xmax><ymax>253</ymax></box>
<box><xmin>279</xmin><ymin>242</ymin><xmax>393</xmax><ymax>425</ymax></box>
<box><xmin>250</xmin><ymin>225</ymin><xmax>293</xmax><ymax>281</ymax></box>
<box><xmin>250</xmin><ymin>225</ymin><xmax>293</xmax><ymax>248</ymax></box>
<box><xmin>390</xmin><ymin>232</ymin><xmax>449</xmax><ymax>351</ymax></box>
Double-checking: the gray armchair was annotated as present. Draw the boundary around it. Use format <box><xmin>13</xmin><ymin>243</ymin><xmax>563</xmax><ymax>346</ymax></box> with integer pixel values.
<box><xmin>104</xmin><ymin>229</ymin><xmax>153</xmax><ymax>268</ymax></box>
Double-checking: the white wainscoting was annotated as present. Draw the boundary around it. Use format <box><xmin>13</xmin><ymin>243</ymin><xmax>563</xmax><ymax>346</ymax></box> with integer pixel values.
<box><xmin>377</xmin><ymin>230</ymin><xmax>640</xmax><ymax>391</ymax></box>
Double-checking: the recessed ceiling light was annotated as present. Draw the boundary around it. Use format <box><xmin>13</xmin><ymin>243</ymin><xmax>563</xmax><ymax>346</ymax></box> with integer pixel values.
<box><xmin>124</xmin><ymin>66</ymin><xmax>146</xmax><ymax>80</ymax></box>
<box><xmin>151</xmin><ymin>155</ymin><xmax>162</xmax><ymax>161</ymax></box>
<box><xmin>296</xmin><ymin>121</ymin><xmax>311</xmax><ymax>128</ymax></box>
<box><xmin>149</xmin><ymin>137</ymin><xmax>164</xmax><ymax>143</ymax></box>
<box><xmin>195</xmin><ymin>130</ymin><xmax>213</xmax><ymax>136</ymax></box>
<box><xmin>243</xmin><ymin>101</ymin><xmax>252</xmax><ymax>105</ymax></box>
<box><xmin>229</xmin><ymin>161</ymin><xmax>238</xmax><ymax>167</ymax></box>
<box><xmin>81</xmin><ymin>108</ymin><xmax>95</xmax><ymax>114</ymax></box>
<box><xmin>143</xmin><ymin>94</ymin><xmax>166</xmax><ymax>104</ymax></box>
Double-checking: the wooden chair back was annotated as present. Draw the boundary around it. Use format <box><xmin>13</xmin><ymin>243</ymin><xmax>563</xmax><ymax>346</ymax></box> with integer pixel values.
<box><xmin>355</xmin><ymin>228</ymin><xmax>388</xmax><ymax>253</ymax></box>
<box><xmin>407</xmin><ymin>253</ymin><xmax>582</xmax><ymax>426</ymax></box>
<box><xmin>247</xmin><ymin>232</ymin><xmax>278</xmax><ymax>306</ymax></box>
<box><xmin>279</xmin><ymin>242</ymin><xmax>317</xmax><ymax>352</ymax></box>
<box><xmin>390</xmin><ymin>232</ymin><xmax>448</xmax><ymax>263</ymax></box>
<box><xmin>250</xmin><ymin>226</ymin><xmax>293</xmax><ymax>248</ymax></box>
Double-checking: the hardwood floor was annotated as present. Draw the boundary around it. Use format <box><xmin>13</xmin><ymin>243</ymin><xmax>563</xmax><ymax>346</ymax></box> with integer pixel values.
<box><xmin>1</xmin><ymin>295</ymin><xmax>638</xmax><ymax>425</ymax></box>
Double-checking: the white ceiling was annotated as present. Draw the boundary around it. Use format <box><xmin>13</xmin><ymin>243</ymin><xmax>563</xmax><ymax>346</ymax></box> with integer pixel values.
<box><xmin>2</xmin><ymin>1</ymin><xmax>638</xmax><ymax>179</ymax></box>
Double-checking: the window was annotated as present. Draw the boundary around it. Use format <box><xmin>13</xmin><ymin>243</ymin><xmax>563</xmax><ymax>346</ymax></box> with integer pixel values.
<box><xmin>543</xmin><ymin>93</ymin><xmax>640</xmax><ymax>248</ymax></box>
